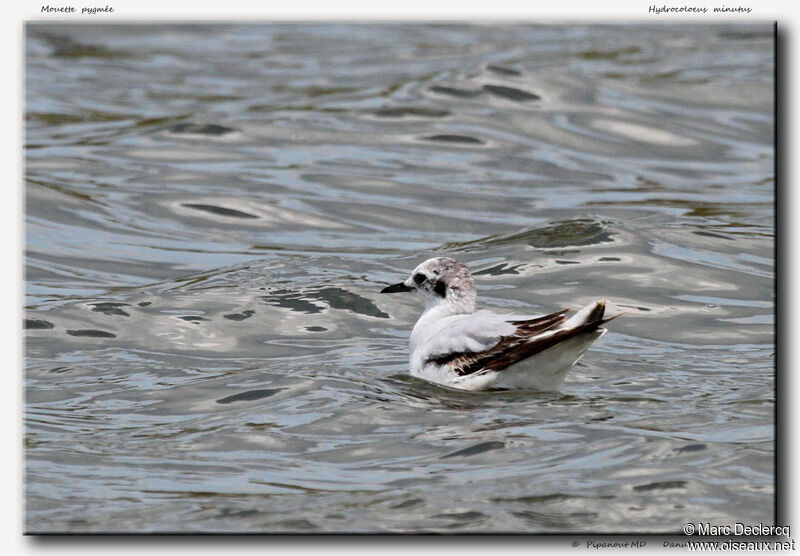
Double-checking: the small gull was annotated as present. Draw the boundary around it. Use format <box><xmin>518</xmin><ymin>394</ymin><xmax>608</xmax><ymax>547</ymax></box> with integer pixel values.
<box><xmin>380</xmin><ymin>257</ymin><xmax>620</xmax><ymax>391</ymax></box>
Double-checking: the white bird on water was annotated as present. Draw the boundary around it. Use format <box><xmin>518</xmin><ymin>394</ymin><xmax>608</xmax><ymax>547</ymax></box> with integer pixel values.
<box><xmin>380</xmin><ymin>257</ymin><xmax>620</xmax><ymax>391</ymax></box>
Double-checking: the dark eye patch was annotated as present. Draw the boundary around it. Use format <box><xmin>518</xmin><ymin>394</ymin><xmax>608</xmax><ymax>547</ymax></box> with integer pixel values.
<box><xmin>413</xmin><ymin>273</ymin><xmax>426</xmax><ymax>284</ymax></box>
<box><xmin>433</xmin><ymin>280</ymin><xmax>446</xmax><ymax>297</ymax></box>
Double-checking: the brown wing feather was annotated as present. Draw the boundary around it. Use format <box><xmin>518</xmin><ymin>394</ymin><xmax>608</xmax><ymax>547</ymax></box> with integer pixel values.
<box><xmin>428</xmin><ymin>309</ymin><xmax>569</xmax><ymax>369</ymax></box>
<box><xmin>510</xmin><ymin>309</ymin><xmax>570</xmax><ymax>333</ymax></box>
<box><xmin>428</xmin><ymin>307</ymin><xmax>616</xmax><ymax>377</ymax></box>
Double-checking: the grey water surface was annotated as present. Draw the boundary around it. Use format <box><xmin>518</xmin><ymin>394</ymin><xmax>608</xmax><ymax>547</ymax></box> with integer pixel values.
<box><xmin>24</xmin><ymin>23</ymin><xmax>774</xmax><ymax>533</ymax></box>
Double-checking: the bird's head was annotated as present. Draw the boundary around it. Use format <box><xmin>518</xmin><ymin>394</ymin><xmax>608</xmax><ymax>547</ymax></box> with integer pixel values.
<box><xmin>381</xmin><ymin>257</ymin><xmax>476</xmax><ymax>313</ymax></box>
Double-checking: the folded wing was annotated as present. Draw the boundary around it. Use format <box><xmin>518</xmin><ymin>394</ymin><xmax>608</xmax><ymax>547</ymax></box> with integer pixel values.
<box><xmin>427</xmin><ymin>302</ymin><xmax>615</xmax><ymax>377</ymax></box>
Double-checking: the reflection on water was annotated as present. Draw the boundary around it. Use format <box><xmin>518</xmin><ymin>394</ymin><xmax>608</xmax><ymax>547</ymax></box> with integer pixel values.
<box><xmin>24</xmin><ymin>23</ymin><xmax>774</xmax><ymax>533</ymax></box>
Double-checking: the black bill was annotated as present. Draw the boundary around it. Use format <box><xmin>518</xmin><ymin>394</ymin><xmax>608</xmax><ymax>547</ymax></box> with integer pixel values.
<box><xmin>380</xmin><ymin>282</ymin><xmax>414</xmax><ymax>294</ymax></box>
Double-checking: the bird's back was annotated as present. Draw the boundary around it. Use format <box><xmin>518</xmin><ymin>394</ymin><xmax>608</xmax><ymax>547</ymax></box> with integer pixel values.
<box><xmin>410</xmin><ymin>301</ymin><xmax>612</xmax><ymax>391</ymax></box>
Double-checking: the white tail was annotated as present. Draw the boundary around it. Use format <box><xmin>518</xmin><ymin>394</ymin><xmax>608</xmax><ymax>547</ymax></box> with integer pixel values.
<box><xmin>561</xmin><ymin>299</ymin><xmax>606</xmax><ymax>329</ymax></box>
